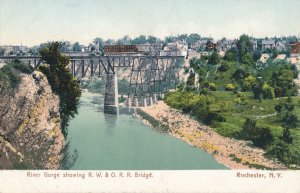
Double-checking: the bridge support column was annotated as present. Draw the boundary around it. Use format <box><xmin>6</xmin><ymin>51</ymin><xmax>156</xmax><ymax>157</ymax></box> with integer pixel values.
<box><xmin>142</xmin><ymin>97</ymin><xmax>147</xmax><ymax>107</ymax></box>
<box><xmin>134</xmin><ymin>97</ymin><xmax>139</xmax><ymax>107</ymax></box>
<box><xmin>104</xmin><ymin>73</ymin><xmax>119</xmax><ymax>114</ymax></box>
<box><xmin>153</xmin><ymin>94</ymin><xmax>157</xmax><ymax>103</ymax></box>
<box><xmin>149</xmin><ymin>96</ymin><xmax>153</xmax><ymax>106</ymax></box>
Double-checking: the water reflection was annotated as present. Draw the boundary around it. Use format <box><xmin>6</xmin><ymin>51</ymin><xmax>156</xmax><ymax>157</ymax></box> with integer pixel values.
<box><xmin>66</xmin><ymin>91</ymin><xmax>227</xmax><ymax>170</ymax></box>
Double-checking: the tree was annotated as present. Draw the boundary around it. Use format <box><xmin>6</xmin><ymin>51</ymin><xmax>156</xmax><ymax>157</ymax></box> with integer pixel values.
<box><xmin>147</xmin><ymin>36</ymin><xmax>159</xmax><ymax>44</ymax></box>
<box><xmin>253</xmin><ymin>50</ymin><xmax>262</xmax><ymax>61</ymax></box>
<box><xmin>118</xmin><ymin>35</ymin><xmax>131</xmax><ymax>45</ymax></box>
<box><xmin>275</xmin><ymin>97</ymin><xmax>298</xmax><ymax>129</ymax></box>
<box><xmin>237</xmin><ymin>34</ymin><xmax>253</xmax><ymax>59</ymax></box>
<box><xmin>281</xmin><ymin>127</ymin><xmax>293</xmax><ymax>144</ymax></box>
<box><xmin>240</xmin><ymin>118</ymin><xmax>273</xmax><ymax>148</ymax></box>
<box><xmin>131</xmin><ymin>35</ymin><xmax>147</xmax><ymax>44</ymax></box>
<box><xmin>232</xmin><ymin>68</ymin><xmax>249</xmax><ymax>82</ymax></box>
<box><xmin>290</xmin><ymin>64</ymin><xmax>299</xmax><ymax>79</ymax></box>
<box><xmin>240</xmin><ymin>53</ymin><xmax>255</xmax><ymax>66</ymax></box>
<box><xmin>218</xmin><ymin>62</ymin><xmax>230</xmax><ymax>72</ymax></box>
<box><xmin>59</xmin><ymin>41</ymin><xmax>72</xmax><ymax>52</ymax></box>
<box><xmin>186</xmin><ymin>72</ymin><xmax>195</xmax><ymax>91</ymax></box>
<box><xmin>208</xmin><ymin>82</ymin><xmax>216</xmax><ymax>91</ymax></box>
<box><xmin>187</xmin><ymin>33</ymin><xmax>201</xmax><ymax>47</ymax></box>
<box><xmin>266</xmin><ymin>140</ymin><xmax>290</xmax><ymax>163</ymax></box>
<box><xmin>39</xmin><ymin>42</ymin><xmax>81</xmax><ymax>137</ymax></box>
<box><xmin>72</xmin><ymin>42</ymin><xmax>82</xmax><ymax>52</ymax></box>
<box><xmin>0</xmin><ymin>48</ymin><xmax>5</xmax><ymax>56</ymax></box>
<box><xmin>104</xmin><ymin>39</ymin><xmax>115</xmax><ymax>45</ymax></box>
<box><xmin>240</xmin><ymin>118</ymin><xmax>257</xmax><ymax>140</ymax></box>
<box><xmin>242</xmin><ymin>75</ymin><xmax>257</xmax><ymax>91</ymax></box>
<box><xmin>252</xmin><ymin>127</ymin><xmax>273</xmax><ymax>148</ymax></box>
<box><xmin>261</xmin><ymin>83</ymin><xmax>275</xmax><ymax>99</ymax></box>
<box><xmin>224</xmin><ymin>48</ymin><xmax>238</xmax><ymax>61</ymax></box>
<box><xmin>165</xmin><ymin>36</ymin><xmax>176</xmax><ymax>43</ymax></box>
<box><xmin>271</xmin><ymin>67</ymin><xmax>298</xmax><ymax>97</ymax></box>
<box><xmin>208</xmin><ymin>51</ymin><xmax>220</xmax><ymax>65</ymax></box>
<box><xmin>226</xmin><ymin>83</ymin><xmax>235</xmax><ymax>91</ymax></box>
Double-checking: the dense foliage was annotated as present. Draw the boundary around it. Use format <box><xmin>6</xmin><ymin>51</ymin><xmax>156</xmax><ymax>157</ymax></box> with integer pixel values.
<box><xmin>38</xmin><ymin>42</ymin><xmax>81</xmax><ymax>137</ymax></box>
<box><xmin>165</xmin><ymin>33</ymin><xmax>300</xmax><ymax>167</ymax></box>
<box><xmin>0</xmin><ymin>61</ymin><xmax>33</xmax><ymax>91</ymax></box>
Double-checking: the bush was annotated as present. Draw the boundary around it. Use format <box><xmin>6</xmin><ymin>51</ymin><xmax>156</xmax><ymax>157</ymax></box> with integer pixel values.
<box><xmin>0</xmin><ymin>65</ymin><xmax>20</xmax><ymax>88</ymax></box>
<box><xmin>252</xmin><ymin>127</ymin><xmax>273</xmax><ymax>148</ymax></box>
<box><xmin>240</xmin><ymin>118</ymin><xmax>257</xmax><ymax>139</ymax></box>
<box><xmin>261</xmin><ymin>83</ymin><xmax>275</xmax><ymax>99</ymax></box>
<box><xmin>266</xmin><ymin>141</ymin><xmax>290</xmax><ymax>163</ymax></box>
<box><xmin>218</xmin><ymin>63</ymin><xmax>230</xmax><ymax>72</ymax></box>
<box><xmin>202</xmin><ymin>82</ymin><xmax>216</xmax><ymax>91</ymax></box>
<box><xmin>240</xmin><ymin>118</ymin><xmax>273</xmax><ymax>148</ymax></box>
<box><xmin>275</xmin><ymin>97</ymin><xmax>298</xmax><ymax>129</ymax></box>
<box><xmin>232</xmin><ymin>68</ymin><xmax>249</xmax><ymax>82</ymax></box>
<box><xmin>204</xmin><ymin>111</ymin><xmax>225</xmax><ymax>124</ymax></box>
<box><xmin>9</xmin><ymin>62</ymin><xmax>33</xmax><ymax>74</ymax></box>
<box><xmin>242</xmin><ymin>75</ymin><xmax>257</xmax><ymax>91</ymax></box>
<box><xmin>225</xmin><ymin>83</ymin><xmax>235</xmax><ymax>91</ymax></box>
<box><xmin>280</xmin><ymin>127</ymin><xmax>293</xmax><ymax>144</ymax></box>
<box><xmin>208</xmin><ymin>82</ymin><xmax>216</xmax><ymax>91</ymax></box>
<box><xmin>208</xmin><ymin>51</ymin><xmax>220</xmax><ymax>65</ymax></box>
<box><xmin>200</xmin><ymin>87</ymin><xmax>209</xmax><ymax>95</ymax></box>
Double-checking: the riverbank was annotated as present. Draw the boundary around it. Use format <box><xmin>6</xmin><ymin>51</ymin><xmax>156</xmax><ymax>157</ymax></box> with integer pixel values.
<box><xmin>136</xmin><ymin>101</ymin><xmax>287</xmax><ymax>170</ymax></box>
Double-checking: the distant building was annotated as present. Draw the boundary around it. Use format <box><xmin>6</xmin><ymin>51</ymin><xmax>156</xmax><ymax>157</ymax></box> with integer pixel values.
<box><xmin>0</xmin><ymin>45</ymin><xmax>29</xmax><ymax>55</ymax></box>
<box><xmin>216</xmin><ymin>39</ymin><xmax>235</xmax><ymax>52</ymax></box>
<box><xmin>192</xmin><ymin>39</ymin><xmax>211</xmax><ymax>52</ymax></box>
<box><xmin>261</xmin><ymin>40</ymin><xmax>275</xmax><ymax>51</ymax></box>
<box><xmin>81</xmin><ymin>46</ymin><xmax>89</xmax><ymax>53</ymax></box>
<box><xmin>275</xmin><ymin>41</ymin><xmax>287</xmax><ymax>52</ymax></box>
<box><xmin>159</xmin><ymin>50</ymin><xmax>187</xmax><ymax>57</ymax></box>
<box><xmin>251</xmin><ymin>40</ymin><xmax>258</xmax><ymax>51</ymax></box>
<box><xmin>290</xmin><ymin>42</ymin><xmax>300</xmax><ymax>57</ymax></box>
<box><xmin>206</xmin><ymin>40</ymin><xmax>217</xmax><ymax>50</ymax></box>
<box><xmin>192</xmin><ymin>40</ymin><xmax>202</xmax><ymax>49</ymax></box>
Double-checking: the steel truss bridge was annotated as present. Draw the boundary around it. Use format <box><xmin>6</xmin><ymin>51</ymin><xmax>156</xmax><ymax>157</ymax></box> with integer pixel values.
<box><xmin>0</xmin><ymin>55</ymin><xmax>184</xmax><ymax>114</ymax></box>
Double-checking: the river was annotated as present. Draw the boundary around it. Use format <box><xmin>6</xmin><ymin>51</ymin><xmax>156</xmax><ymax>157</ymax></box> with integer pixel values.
<box><xmin>66</xmin><ymin>91</ymin><xmax>227</xmax><ymax>169</ymax></box>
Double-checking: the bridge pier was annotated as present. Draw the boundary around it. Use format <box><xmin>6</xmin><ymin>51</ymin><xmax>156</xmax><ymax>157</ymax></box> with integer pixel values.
<box><xmin>152</xmin><ymin>93</ymin><xmax>157</xmax><ymax>103</ymax></box>
<box><xmin>104</xmin><ymin>73</ymin><xmax>119</xmax><ymax>114</ymax></box>
<box><xmin>142</xmin><ymin>97</ymin><xmax>147</xmax><ymax>107</ymax></box>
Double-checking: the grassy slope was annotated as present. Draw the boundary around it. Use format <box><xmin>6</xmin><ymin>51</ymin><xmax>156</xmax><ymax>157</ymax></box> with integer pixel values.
<box><xmin>207</xmin><ymin>91</ymin><xmax>300</xmax><ymax>161</ymax></box>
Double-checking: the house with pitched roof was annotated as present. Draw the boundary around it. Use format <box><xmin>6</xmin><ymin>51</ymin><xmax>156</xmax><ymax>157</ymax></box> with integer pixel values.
<box><xmin>290</xmin><ymin>42</ymin><xmax>300</xmax><ymax>57</ymax></box>
<box><xmin>261</xmin><ymin>40</ymin><xmax>275</xmax><ymax>51</ymax></box>
<box><xmin>275</xmin><ymin>41</ymin><xmax>287</xmax><ymax>52</ymax></box>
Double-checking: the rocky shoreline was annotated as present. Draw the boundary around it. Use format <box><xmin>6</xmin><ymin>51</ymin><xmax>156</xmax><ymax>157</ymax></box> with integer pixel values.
<box><xmin>136</xmin><ymin>101</ymin><xmax>286</xmax><ymax>170</ymax></box>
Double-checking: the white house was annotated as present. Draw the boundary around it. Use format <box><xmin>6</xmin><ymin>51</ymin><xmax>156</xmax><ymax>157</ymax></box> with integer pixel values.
<box><xmin>261</xmin><ymin>40</ymin><xmax>275</xmax><ymax>51</ymax></box>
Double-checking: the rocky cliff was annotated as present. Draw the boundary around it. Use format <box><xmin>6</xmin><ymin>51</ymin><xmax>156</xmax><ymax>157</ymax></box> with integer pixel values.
<box><xmin>0</xmin><ymin>70</ymin><xmax>64</xmax><ymax>169</ymax></box>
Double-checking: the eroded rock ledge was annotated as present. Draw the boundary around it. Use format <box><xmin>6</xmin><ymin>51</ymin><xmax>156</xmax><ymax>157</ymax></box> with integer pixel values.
<box><xmin>0</xmin><ymin>71</ymin><xmax>64</xmax><ymax>169</ymax></box>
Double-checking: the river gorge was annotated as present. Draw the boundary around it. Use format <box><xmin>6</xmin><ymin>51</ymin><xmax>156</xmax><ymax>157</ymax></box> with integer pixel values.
<box><xmin>66</xmin><ymin>91</ymin><xmax>227</xmax><ymax>170</ymax></box>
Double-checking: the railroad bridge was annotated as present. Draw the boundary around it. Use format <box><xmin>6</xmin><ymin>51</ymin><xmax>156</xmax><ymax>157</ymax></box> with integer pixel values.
<box><xmin>0</xmin><ymin>54</ymin><xmax>184</xmax><ymax>114</ymax></box>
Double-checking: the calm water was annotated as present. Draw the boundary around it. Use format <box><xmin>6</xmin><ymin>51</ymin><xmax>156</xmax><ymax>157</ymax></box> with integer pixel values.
<box><xmin>66</xmin><ymin>91</ymin><xmax>227</xmax><ymax>169</ymax></box>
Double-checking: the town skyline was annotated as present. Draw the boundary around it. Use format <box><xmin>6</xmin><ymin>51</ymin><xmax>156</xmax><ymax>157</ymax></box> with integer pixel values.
<box><xmin>0</xmin><ymin>0</ymin><xmax>300</xmax><ymax>46</ymax></box>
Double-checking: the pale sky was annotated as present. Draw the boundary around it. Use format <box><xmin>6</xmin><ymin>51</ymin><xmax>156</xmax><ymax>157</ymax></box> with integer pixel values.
<box><xmin>0</xmin><ymin>0</ymin><xmax>299</xmax><ymax>46</ymax></box>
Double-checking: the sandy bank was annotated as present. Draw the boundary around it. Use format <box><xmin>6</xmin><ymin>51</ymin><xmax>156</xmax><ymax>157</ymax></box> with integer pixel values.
<box><xmin>137</xmin><ymin>101</ymin><xmax>286</xmax><ymax>170</ymax></box>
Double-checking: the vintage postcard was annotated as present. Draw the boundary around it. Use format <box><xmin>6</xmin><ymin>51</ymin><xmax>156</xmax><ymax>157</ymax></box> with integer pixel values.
<box><xmin>0</xmin><ymin>0</ymin><xmax>300</xmax><ymax>192</ymax></box>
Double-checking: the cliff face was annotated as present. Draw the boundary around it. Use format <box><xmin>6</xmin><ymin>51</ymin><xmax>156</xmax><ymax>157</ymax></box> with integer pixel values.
<box><xmin>0</xmin><ymin>71</ymin><xmax>64</xmax><ymax>169</ymax></box>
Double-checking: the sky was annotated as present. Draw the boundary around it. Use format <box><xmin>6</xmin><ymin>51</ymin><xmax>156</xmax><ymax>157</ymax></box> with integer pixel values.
<box><xmin>0</xmin><ymin>0</ymin><xmax>299</xmax><ymax>46</ymax></box>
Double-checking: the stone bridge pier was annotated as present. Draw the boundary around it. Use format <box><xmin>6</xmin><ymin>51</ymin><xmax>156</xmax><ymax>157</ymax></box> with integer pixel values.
<box><xmin>104</xmin><ymin>73</ymin><xmax>119</xmax><ymax>114</ymax></box>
